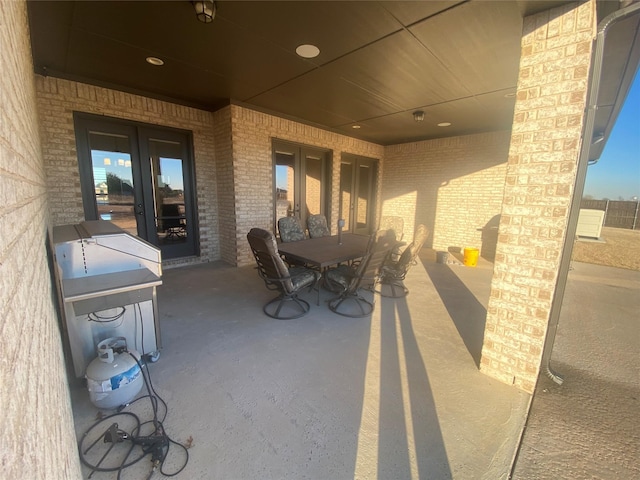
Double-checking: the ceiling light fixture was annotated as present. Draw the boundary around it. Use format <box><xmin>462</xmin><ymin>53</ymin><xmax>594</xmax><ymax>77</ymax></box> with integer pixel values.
<box><xmin>413</xmin><ymin>110</ymin><xmax>425</xmax><ymax>122</ymax></box>
<box><xmin>296</xmin><ymin>44</ymin><xmax>320</xmax><ymax>59</ymax></box>
<box><xmin>352</xmin><ymin>125</ymin><xmax>361</xmax><ymax>129</ymax></box>
<box><xmin>192</xmin><ymin>0</ymin><xmax>216</xmax><ymax>23</ymax></box>
<box><xmin>146</xmin><ymin>56</ymin><xmax>164</xmax><ymax>66</ymax></box>
<box><xmin>437</xmin><ymin>122</ymin><xmax>452</xmax><ymax>127</ymax></box>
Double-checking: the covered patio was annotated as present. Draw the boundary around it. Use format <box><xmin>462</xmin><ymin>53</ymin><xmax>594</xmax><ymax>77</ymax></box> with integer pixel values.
<box><xmin>69</xmin><ymin>253</ymin><xmax>530</xmax><ymax>479</ymax></box>
<box><xmin>3</xmin><ymin>0</ymin><xmax>640</xmax><ymax>478</ymax></box>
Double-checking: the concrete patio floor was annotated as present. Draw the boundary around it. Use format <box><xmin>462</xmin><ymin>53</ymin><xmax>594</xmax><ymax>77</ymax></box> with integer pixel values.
<box><xmin>69</xmin><ymin>252</ymin><xmax>532</xmax><ymax>479</ymax></box>
<box><xmin>511</xmin><ymin>261</ymin><xmax>640</xmax><ymax>479</ymax></box>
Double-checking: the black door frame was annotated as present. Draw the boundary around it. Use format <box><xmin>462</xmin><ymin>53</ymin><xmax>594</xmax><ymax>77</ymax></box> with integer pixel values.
<box><xmin>73</xmin><ymin>112</ymin><xmax>199</xmax><ymax>259</ymax></box>
<box><xmin>340</xmin><ymin>153</ymin><xmax>379</xmax><ymax>236</ymax></box>
<box><xmin>272</xmin><ymin>139</ymin><xmax>331</xmax><ymax>232</ymax></box>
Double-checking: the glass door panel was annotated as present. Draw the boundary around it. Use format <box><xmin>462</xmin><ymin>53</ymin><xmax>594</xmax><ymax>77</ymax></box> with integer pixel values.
<box><xmin>340</xmin><ymin>162</ymin><xmax>353</xmax><ymax>232</ymax></box>
<box><xmin>275</xmin><ymin>150</ymin><xmax>296</xmax><ymax>220</ymax></box>
<box><xmin>304</xmin><ymin>153</ymin><xmax>323</xmax><ymax>217</ymax></box>
<box><xmin>148</xmin><ymin>139</ymin><xmax>188</xmax><ymax>245</ymax></box>
<box><xmin>356</xmin><ymin>164</ymin><xmax>371</xmax><ymax>230</ymax></box>
<box><xmin>88</xmin><ymin>131</ymin><xmax>143</xmax><ymax>237</ymax></box>
<box><xmin>140</xmin><ymin>129</ymin><xmax>197</xmax><ymax>259</ymax></box>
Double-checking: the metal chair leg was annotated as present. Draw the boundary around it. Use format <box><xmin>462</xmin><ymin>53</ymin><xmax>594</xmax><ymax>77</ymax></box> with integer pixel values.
<box><xmin>263</xmin><ymin>294</ymin><xmax>310</xmax><ymax>320</ymax></box>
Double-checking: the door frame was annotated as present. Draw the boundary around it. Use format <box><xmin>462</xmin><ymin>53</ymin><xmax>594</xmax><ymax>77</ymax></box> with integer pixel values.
<box><xmin>73</xmin><ymin>112</ymin><xmax>199</xmax><ymax>259</ymax></box>
<box><xmin>272</xmin><ymin>139</ymin><xmax>331</xmax><ymax>233</ymax></box>
<box><xmin>340</xmin><ymin>153</ymin><xmax>379</xmax><ymax>236</ymax></box>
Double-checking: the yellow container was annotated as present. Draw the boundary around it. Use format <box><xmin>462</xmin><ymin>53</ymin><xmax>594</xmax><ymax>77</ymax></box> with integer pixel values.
<box><xmin>463</xmin><ymin>247</ymin><xmax>479</xmax><ymax>267</ymax></box>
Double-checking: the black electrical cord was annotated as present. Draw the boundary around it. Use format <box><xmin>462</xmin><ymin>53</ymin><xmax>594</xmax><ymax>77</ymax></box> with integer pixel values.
<box><xmin>88</xmin><ymin>306</ymin><xmax>126</xmax><ymax>324</ymax></box>
<box><xmin>78</xmin><ymin>353</ymin><xmax>189</xmax><ymax>478</ymax></box>
<box><xmin>130</xmin><ymin>353</ymin><xmax>189</xmax><ymax>477</ymax></box>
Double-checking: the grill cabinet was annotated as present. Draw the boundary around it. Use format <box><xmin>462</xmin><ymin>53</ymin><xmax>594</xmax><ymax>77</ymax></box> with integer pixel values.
<box><xmin>53</xmin><ymin>220</ymin><xmax>162</xmax><ymax>377</ymax></box>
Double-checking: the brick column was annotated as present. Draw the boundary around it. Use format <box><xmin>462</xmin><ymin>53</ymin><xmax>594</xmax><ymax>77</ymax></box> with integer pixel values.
<box><xmin>480</xmin><ymin>1</ymin><xmax>596</xmax><ymax>393</ymax></box>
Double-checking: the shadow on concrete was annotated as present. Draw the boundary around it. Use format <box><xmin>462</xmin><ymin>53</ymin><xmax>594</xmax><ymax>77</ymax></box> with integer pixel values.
<box><xmin>421</xmin><ymin>260</ymin><xmax>487</xmax><ymax>367</ymax></box>
<box><xmin>376</xmin><ymin>294</ymin><xmax>452</xmax><ymax>479</ymax></box>
<box><xmin>68</xmin><ymin>260</ymin><xmax>533</xmax><ymax>479</ymax></box>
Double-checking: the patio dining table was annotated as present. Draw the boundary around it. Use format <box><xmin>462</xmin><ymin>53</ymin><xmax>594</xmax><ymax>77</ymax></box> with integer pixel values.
<box><xmin>277</xmin><ymin>233</ymin><xmax>370</xmax><ymax>270</ymax></box>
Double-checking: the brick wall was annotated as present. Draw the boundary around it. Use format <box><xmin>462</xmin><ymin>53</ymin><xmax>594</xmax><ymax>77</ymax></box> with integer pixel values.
<box><xmin>480</xmin><ymin>1</ymin><xmax>596</xmax><ymax>393</ymax></box>
<box><xmin>230</xmin><ymin>105</ymin><xmax>384</xmax><ymax>266</ymax></box>
<box><xmin>35</xmin><ymin>77</ymin><xmax>221</xmax><ymax>265</ymax></box>
<box><xmin>383</xmin><ymin>132</ymin><xmax>510</xmax><ymax>251</ymax></box>
<box><xmin>212</xmin><ymin>106</ymin><xmax>236</xmax><ymax>264</ymax></box>
<box><xmin>34</xmin><ymin>82</ymin><xmax>385</xmax><ymax>268</ymax></box>
<box><xmin>0</xmin><ymin>1</ymin><xmax>81</xmax><ymax>477</ymax></box>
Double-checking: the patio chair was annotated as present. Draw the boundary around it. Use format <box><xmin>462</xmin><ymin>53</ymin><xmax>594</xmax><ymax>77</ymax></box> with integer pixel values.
<box><xmin>278</xmin><ymin>216</ymin><xmax>306</xmax><ymax>242</ymax></box>
<box><xmin>247</xmin><ymin>228</ymin><xmax>321</xmax><ymax>319</ymax></box>
<box><xmin>324</xmin><ymin>229</ymin><xmax>395</xmax><ymax>317</ymax></box>
<box><xmin>307</xmin><ymin>214</ymin><xmax>331</xmax><ymax>238</ymax></box>
<box><xmin>161</xmin><ymin>203</ymin><xmax>186</xmax><ymax>239</ymax></box>
<box><xmin>378</xmin><ymin>224</ymin><xmax>429</xmax><ymax>298</ymax></box>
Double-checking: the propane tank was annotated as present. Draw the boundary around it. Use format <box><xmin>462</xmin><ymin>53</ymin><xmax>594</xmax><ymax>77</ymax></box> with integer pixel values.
<box><xmin>86</xmin><ymin>337</ymin><xmax>143</xmax><ymax>409</ymax></box>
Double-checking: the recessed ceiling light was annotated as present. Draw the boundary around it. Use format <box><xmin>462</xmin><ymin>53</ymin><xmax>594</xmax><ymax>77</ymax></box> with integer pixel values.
<box><xmin>296</xmin><ymin>44</ymin><xmax>320</xmax><ymax>59</ymax></box>
<box><xmin>437</xmin><ymin>122</ymin><xmax>452</xmax><ymax>127</ymax></box>
<box><xmin>146</xmin><ymin>57</ymin><xmax>164</xmax><ymax>66</ymax></box>
<box><xmin>352</xmin><ymin>125</ymin><xmax>361</xmax><ymax>129</ymax></box>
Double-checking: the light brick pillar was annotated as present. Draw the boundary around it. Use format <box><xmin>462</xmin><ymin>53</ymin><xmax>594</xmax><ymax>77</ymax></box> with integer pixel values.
<box><xmin>480</xmin><ymin>1</ymin><xmax>596</xmax><ymax>393</ymax></box>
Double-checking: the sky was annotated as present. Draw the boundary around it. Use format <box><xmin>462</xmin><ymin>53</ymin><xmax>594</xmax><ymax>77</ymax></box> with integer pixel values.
<box><xmin>583</xmin><ymin>69</ymin><xmax>640</xmax><ymax>201</ymax></box>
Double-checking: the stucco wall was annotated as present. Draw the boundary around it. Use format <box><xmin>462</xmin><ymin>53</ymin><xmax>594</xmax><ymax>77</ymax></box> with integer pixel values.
<box><xmin>0</xmin><ymin>1</ymin><xmax>81</xmax><ymax>477</ymax></box>
<box><xmin>35</xmin><ymin>76</ymin><xmax>221</xmax><ymax>266</ymax></box>
<box><xmin>383</xmin><ymin>132</ymin><xmax>510</xmax><ymax>255</ymax></box>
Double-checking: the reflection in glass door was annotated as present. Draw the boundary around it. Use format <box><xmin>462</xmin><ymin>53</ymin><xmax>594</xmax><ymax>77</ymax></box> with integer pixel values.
<box><xmin>75</xmin><ymin>114</ymin><xmax>197</xmax><ymax>260</ymax></box>
<box><xmin>304</xmin><ymin>151</ymin><xmax>324</xmax><ymax>218</ymax></box>
<box><xmin>275</xmin><ymin>150</ymin><xmax>296</xmax><ymax>220</ymax></box>
<box><xmin>273</xmin><ymin>140</ymin><xmax>329</xmax><ymax>233</ymax></box>
<box><xmin>340</xmin><ymin>154</ymin><xmax>378</xmax><ymax>236</ymax></box>
<box><xmin>89</xmin><ymin>132</ymin><xmax>140</xmax><ymax>236</ymax></box>
<box><xmin>356</xmin><ymin>163</ymin><xmax>372</xmax><ymax>232</ymax></box>
<box><xmin>144</xmin><ymin>136</ymin><xmax>191</xmax><ymax>254</ymax></box>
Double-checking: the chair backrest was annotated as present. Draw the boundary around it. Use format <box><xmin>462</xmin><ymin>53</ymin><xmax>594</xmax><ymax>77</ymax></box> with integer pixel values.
<box><xmin>413</xmin><ymin>224</ymin><xmax>429</xmax><ymax>250</ymax></box>
<box><xmin>247</xmin><ymin>228</ymin><xmax>294</xmax><ymax>293</ymax></box>
<box><xmin>395</xmin><ymin>224</ymin><xmax>429</xmax><ymax>272</ymax></box>
<box><xmin>161</xmin><ymin>203</ymin><xmax>183</xmax><ymax>229</ymax></box>
<box><xmin>307</xmin><ymin>214</ymin><xmax>331</xmax><ymax>238</ymax></box>
<box><xmin>278</xmin><ymin>217</ymin><xmax>306</xmax><ymax>242</ymax></box>
<box><xmin>380</xmin><ymin>216</ymin><xmax>404</xmax><ymax>242</ymax></box>
<box><xmin>349</xmin><ymin>229</ymin><xmax>395</xmax><ymax>292</ymax></box>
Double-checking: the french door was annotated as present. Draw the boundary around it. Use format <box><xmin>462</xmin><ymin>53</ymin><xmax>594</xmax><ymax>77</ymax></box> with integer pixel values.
<box><xmin>273</xmin><ymin>140</ymin><xmax>330</xmax><ymax>233</ymax></box>
<box><xmin>74</xmin><ymin>113</ymin><xmax>198</xmax><ymax>259</ymax></box>
<box><xmin>340</xmin><ymin>154</ymin><xmax>378</xmax><ymax>236</ymax></box>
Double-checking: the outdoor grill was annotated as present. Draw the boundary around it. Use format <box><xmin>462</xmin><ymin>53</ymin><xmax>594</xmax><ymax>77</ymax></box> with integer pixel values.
<box><xmin>53</xmin><ymin>220</ymin><xmax>162</xmax><ymax>377</ymax></box>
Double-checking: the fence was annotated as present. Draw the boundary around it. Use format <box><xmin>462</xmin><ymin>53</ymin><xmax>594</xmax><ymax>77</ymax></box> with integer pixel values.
<box><xmin>580</xmin><ymin>199</ymin><xmax>640</xmax><ymax>230</ymax></box>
